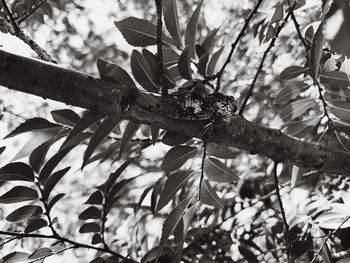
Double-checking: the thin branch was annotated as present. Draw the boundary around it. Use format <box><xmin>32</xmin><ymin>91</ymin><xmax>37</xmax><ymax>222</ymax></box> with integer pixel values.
<box><xmin>238</xmin><ymin>4</ymin><xmax>295</xmax><ymax>116</ymax></box>
<box><xmin>273</xmin><ymin>162</ymin><xmax>291</xmax><ymax>262</ymax></box>
<box><xmin>16</xmin><ymin>0</ymin><xmax>48</xmax><ymax>25</ymax></box>
<box><xmin>198</xmin><ymin>140</ymin><xmax>207</xmax><ymax>201</ymax></box>
<box><xmin>155</xmin><ymin>0</ymin><xmax>166</xmax><ymax>95</ymax></box>
<box><xmin>215</xmin><ymin>0</ymin><xmax>264</xmax><ymax>91</ymax></box>
<box><xmin>315</xmin><ymin>80</ymin><xmax>331</xmax><ymax>122</ymax></box>
<box><xmin>0</xmin><ymin>0</ymin><xmax>20</xmax><ymax>32</ymax></box>
<box><xmin>0</xmin><ymin>230</ymin><xmax>135</xmax><ymax>262</ymax></box>
<box><xmin>310</xmin><ymin>215</ymin><xmax>350</xmax><ymax>263</ymax></box>
<box><xmin>289</xmin><ymin>7</ymin><xmax>309</xmax><ymax>50</ymax></box>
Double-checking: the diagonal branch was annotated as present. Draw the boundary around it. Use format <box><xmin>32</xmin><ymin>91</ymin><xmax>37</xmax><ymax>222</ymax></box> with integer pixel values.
<box><xmin>0</xmin><ymin>49</ymin><xmax>349</xmax><ymax>175</ymax></box>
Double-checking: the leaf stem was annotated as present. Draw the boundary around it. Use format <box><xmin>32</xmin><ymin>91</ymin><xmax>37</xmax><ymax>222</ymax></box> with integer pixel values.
<box><xmin>198</xmin><ymin>140</ymin><xmax>207</xmax><ymax>201</ymax></box>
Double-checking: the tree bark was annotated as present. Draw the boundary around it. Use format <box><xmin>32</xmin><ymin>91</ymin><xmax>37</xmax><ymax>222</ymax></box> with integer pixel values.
<box><xmin>0</xmin><ymin>49</ymin><xmax>349</xmax><ymax>175</ymax></box>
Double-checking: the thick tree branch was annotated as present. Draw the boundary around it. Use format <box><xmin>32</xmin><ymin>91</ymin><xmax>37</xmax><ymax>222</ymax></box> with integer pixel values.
<box><xmin>0</xmin><ymin>49</ymin><xmax>349</xmax><ymax>175</ymax></box>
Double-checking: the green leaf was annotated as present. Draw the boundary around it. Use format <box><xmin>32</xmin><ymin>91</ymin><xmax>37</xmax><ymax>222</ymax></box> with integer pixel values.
<box><xmin>104</xmin><ymin>159</ymin><xmax>134</xmax><ymax>193</ymax></box>
<box><xmin>97</xmin><ymin>58</ymin><xmax>137</xmax><ymax>90</ymax></box>
<box><xmin>157</xmin><ymin>195</ymin><xmax>194</xmax><ymax>261</ymax></box>
<box><xmin>274</xmin><ymin>81</ymin><xmax>310</xmax><ymax>104</ymax></box>
<box><xmin>28</xmin><ymin>248</ymin><xmax>53</xmax><ymax>260</ymax></box>
<box><xmin>162</xmin><ymin>132</ymin><xmax>192</xmax><ymax>146</ymax></box>
<box><xmin>119</xmin><ymin>121</ymin><xmax>141</xmax><ymax>157</ymax></box>
<box><xmin>197</xmin><ymin>52</ymin><xmax>209</xmax><ymax>77</ymax></box>
<box><xmin>278</xmin><ymin>98</ymin><xmax>316</xmax><ymax>122</ymax></box>
<box><xmin>107</xmin><ymin>176</ymin><xmax>137</xmax><ymax>201</ymax></box>
<box><xmin>157</xmin><ymin>170</ymin><xmax>196</xmax><ymax>212</ymax></box>
<box><xmin>135</xmin><ymin>184</ymin><xmax>154</xmax><ymax>215</ymax></box>
<box><xmin>0</xmin><ymin>162</ymin><xmax>34</xmax><ymax>182</ymax></box>
<box><xmin>79</xmin><ymin>222</ymin><xmax>101</xmax><ymax>233</ymax></box>
<box><xmin>51</xmin><ymin>109</ymin><xmax>80</xmax><ymax>127</ymax></box>
<box><xmin>91</xmin><ymin>233</ymin><xmax>103</xmax><ymax>244</ymax></box>
<box><xmin>163</xmin><ymin>0</ymin><xmax>182</xmax><ymax>48</ymax></box>
<box><xmin>200</xmin><ymin>180</ymin><xmax>224</xmax><ymax>209</ymax></box>
<box><xmin>2</xmin><ymin>252</ymin><xmax>29</xmax><ymax>263</ymax></box>
<box><xmin>0</xmin><ymin>186</ymin><xmax>38</xmax><ymax>204</ymax></box>
<box><xmin>4</xmin><ymin>118</ymin><xmax>61</xmax><ymax>139</ymax></box>
<box><xmin>151</xmin><ymin>125</ymin><xmax>160</xmax><ymax>145</ymax></box>
<box><xmin>283</xmin><ymin>116</ymin><xmax>321</xmax><ymax>138</ymax></box>
<box><xmin>161</xmin><ymin>145</ymin><xmax>198</xmax><ymax>172</ymax></box>
<box><xmin>204</xmin><ymin>157</ymin><xmax>238</xmax><ymax>182</ymax></box>
<box><xmin>43</xmin><ymin>167</ymin><xmax>70</xmax><ymax>200</ymax></box>
<box><xmin>271</xmin><ymin>4</ymin><xmax>284</xmax><ymax>24</ymax></box>
<box><xmin>24</xmin><ymin>218</ymin><xmax>48</xmax><ymax>233</ymax></box>
<box><xmin>82</xmin><ymin>116</ymin><xmax>121</xmax><ymax>169</ymax></box>
<box><xmin>61</xmin><ymin>111</ymin><xmax>105</xmax><ymax>150</ymax></box>
<box><xmin>320</xmin><ymin>71</ymin><xmax>350</xmax><ymax>90</ymax></box>
<box><xmin>239</xmin><ymin>245</ymin><xmax>259</xmax><ymax>263</ymax></box>
<box><xmin>85</xmin><ymin>190</ymin><xmax>104</xmax><ymax>205</ymax></box>
<box><xmin>47</xmin><ymin>193</ymin><xmax>65</xmax><ymax>212</ymax></box>
<box><xmin>131</xmin><ymin>50</ymin><xmax>160</xmax><ymax>92</ymax></box>
<box><xmin>0</xmin><ymin>146</ymin><xmax>5</xmax><ymax>156</ymax></box>
<box><xmin>310</xmin><ymin>22</ymin><xmax>325</xmax><ymax>81</ymax></box>
<box><xmin>115</xmin><ymin>17</ymin><xmax>174</xmax><ymax>47</ymax></box>
<box><xmin>279</xmin><ymin>66</ymin><xmax>307</xmax><ymax>81</ymax></box>
<box><xmin>206</xmin><ymin>143</ymin><xmax>236</xmax><ymax>159</ymax></box>
<box><xmin>202</xmin><ymin>28</ymin><xmax>219</xmax><ymax>53</ymax></box>
<box><xmin>163</xmin><ymin>48</ymin><xmax>180</xmax><ymax>66</ymax></box>
<box><xmin>207</xmin><ymin>47</ymin><xmax>224</xmax><ymax>76</ymax></box>
<box><xmin>6</xmin><ymin>205</ymin><xmax>43</xmax><ymax>222</ymax></box>
<box><xmin>79</xmin><ymin>206</ymin><xmax>101</xmax><ymax>220</ymax></box>
<box><xmin>330</xmin><ymin>101</ymin><xmax>350</xmax><ymax>122</ymax></box>
<box><xmin>178</xmin><ymin>46</ymin><xmax>192</xmax><ymax>80</ymax></box>
<box><xmin>185</xmin><ymin>0</ymin><xmax>203</xmax><ymax>58</ymax></box>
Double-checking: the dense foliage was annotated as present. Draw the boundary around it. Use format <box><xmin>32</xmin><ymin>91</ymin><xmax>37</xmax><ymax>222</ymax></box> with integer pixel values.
<box><xmin>1</xmin><ymin>0</ymin><xmax>350</xmax><ymax>262</ymax></box>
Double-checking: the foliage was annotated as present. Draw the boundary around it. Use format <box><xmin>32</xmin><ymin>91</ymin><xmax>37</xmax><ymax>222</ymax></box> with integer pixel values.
<box><xmin>1</xmin><ymin>0</ymin><xmax>350</xmax><ymax>262</ymax></box>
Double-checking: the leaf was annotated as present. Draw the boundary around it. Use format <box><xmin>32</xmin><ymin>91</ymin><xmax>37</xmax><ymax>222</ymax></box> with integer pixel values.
<box><xmin>6</xmin><ymin>205</ymin><xmax>43</xmax><ymax>222</ymax></box>
<box><xmin>85</xmin><ymin>190</ymin><xmax>104</xmax><ymax>205</ymax></box>
<box><xmin>320</xmin><ymin>71</ymin><xmax>349</xmax><ymax>90</ymax></box>
<box><xmin>47</xmin><ymin>193</ymin><xmax>65</xmax><ymax>212</ymax></box>
<box><xmin>274</xmin><ymin>81</ymin><xmax>310</xmax><ymax>104</ymax></box>
<box><xmin>158</xmin><ymin>195</ymin><xmax>194</xmax><ymax>261</ymax></box>
<box><xmin>151</xmin><ymin>125</ymin><xmax>160</xmax><ymax>145</ymax></box>
<box><xmin>207</xmin><ymin>47</ymin><xmax>224</xmax><ymax>76</ymax></box>
<box><xmin>238</xmin><ymin>246</ymin><xmax>259</xmax><ymax>263</ymax></box>
<box><xmin>0</xmin><ymin>162</ymin><xmax>34</xmax><ymax>182</ymax></box>
<box><xmin>197</xmin><ymin>52</ymin><xmax>209</xmax><ymax>77</ymax></box>
<box><xmin>142</xmin><ymin>49</ymin><xmax>176</xmax><ymax>90</ymax></box>
<box><xmin>79</xmin><ymin>222</ymin><xmax>101</xmax><ymax>233</ymax></box>
<box><xmin>283</xmin><ymin>116</ymin><xmax>321</xmax><ymax>138</ymax></box>
<box><xmin>51</xmin><ymin>109</ymin><xmax>80</xmax><ymax>127</ymax></box>
<box><xmin>277</xmin><ymin>98</ymin><xmax>316</xmax><ymax>123</ymax></box>
<box><xmin>279</xmin><ymin>66</ymin><xmax>307</xmax><ymax>81</ymax></box>
<box><xmin>97</xmin><ymin>58</ymin><xmax>137</xmax><ymax>90</ymax></box>
<box><xmin>4</xmin><ymin>118</ymin><xmax>61</xmax><ymax>139</ymax></box>
<box><xmin>330</xmin><ymin>101</ymin><xmax>350</xmax><ymax>122</ymax></box>
<box><xmin>202</xmin><ymin>28</ymin><xmax>220</xmax><ymax>53</ymax></box>
<box><xmin>91</xmin><ymin>233</ymin><xmax>103</xmax><ymax>244</ymax></box>
<box><xmin>161</xmin><ymin>132</ymin><xmax>192</xmax><ymax>146</ymax></box>
<box><xmin>177</xmin><ymin>46</ymin><xmax>192</xmax><ymax>80</ymax></box>
<box><xmin>157</xmin><ymin>170</ymin><xmax>196</xmax><ymax>212</ymax></box>
<box><xmin>271</xmin><ymin>4</ymin><xmax>284</xmax><ymax>24</ymax></box>
<box><xmin>200</xmin><ymin>180</ymin><xmax>224</xmax><ymax>209</ymax></box>
<box><xmin>131</xmin><ymin>50</ymin><xmax>160</xmax><ymax>92</ymax></box>
<box><xmin>163</xmin><ymin>0</ymin><xmax>182</xmax><ymax>47</ymax></box>
<box><xmin>104</xmin><ymin>159</ymin><xmax>134</xmax><ymax>193</ymax></box>
<box><xmin>2</xmin><ymin>252</ymin><xmax>29</xmax><ymax>263</ymax></box>
<box><xmin>206</xmin><ymin>143</ymin><xmax>236</xmax><ymax>159</ymax></box>
<box><xmin>161</xmin><ymin>145</ymin><xmax>198</xmax><ymax>172</ymax></box>
<box><xmin>79</xmin><ymin>206</ymin><xmax>101</xmax><ymax>220</ymax></box>
<box><xmin>24</xmin><ymin>218</ymin><xmax>48</xmax><ymax>233</ymax></box>
<box><xmin>0</xmin><ymin>146</ymin><xmax>5</xmax><ymax>156</ymax></box>
<box><xmin>28</xmin><ymin>248</ymin><xmax>52</xmax><ymax>260</ymax></box>
<box><xmin>119</xmin><ymin>121</ymin><xmax>141</xmax><ymax>157</ymax></box>
<box><xmin>0</xmin><ymin>186</ymin><xmax>38</xmax><ymax>204</ymax></box>
<box><xmin>204</xmin><ymin>157</ymin><xmax>238</xmax><ymax>182</ymax></box>
<box><xmin>185</xmin><ymin>0</ymin><xmax>203</xmax><ymax>58</ymax></box>
<box><xmin>163</xmin><ymin>48</ymin><xmax>180</xmax><ymax>66</ymax></box>
<box><xmin>83</xmin><ymin>116</ymin><xmax>121</xmax><ymax>169</ymax></box>
<box><xmin>61</xmin><ymin>111</ymin><xmax>105</xmax><ymax>150</ymax></box>
<box><xmin>43</xmin><ymin>167</ymin><xmax>70</xmax><ymax>200</ymax></box>
<box><xmin>115</xmin><ymin>17</ymin><xmax>174</xmax><ymax>47</ymax></box>
<box><xmin>310</xmin><ymin>22</ymin><xmax>325</xmax><ymax>82</ymax></box>
<box><xmin>135</xmin><ymin>184</ymin><xmax>154</xmax><ymax>214</ymax></box>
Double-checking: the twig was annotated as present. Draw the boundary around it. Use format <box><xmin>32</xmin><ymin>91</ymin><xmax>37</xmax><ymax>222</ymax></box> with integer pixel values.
<box><xmin>310</xmin><ymin>215</ymin><xmax>350</xmax><ymax>263</ymax></box>
<box><xmin>0</xmin><ymin>230</ymin><xmax>134</xmax><ymax>262</ymax></box>
<box><xmin>315</xmin><ymin>79</ymin><xmax>331</xmax><ymax>122</ymax></box>
<box><xmin>289</xmin><ymin>6</ymin><xmax>309</xmax><ymax>50</ymax></box>
<box><xmin>273</xmin><ymin>162</ymin><xmax>291</xmax><ymax>262</ymax></box>
<box><xmin>238</xmin><ymin>4</ymin><xmax>295</xmax><ymax>116</ymax></box>
<box><xmin>0</xmin><ymin>0</ymin><xmax>20</xmax><ymax>33</ymax></box>
<box><xmin>215</xmin><ymin>0</ymin><xmax>264</xmax><ymax>91</ymax></box>
<box><xmin>16</xmin><ymin>0</ymin><xmax>48</xmax><ymax>25</ymax></box>
<box><xmin>155</xmin><ymin>0</ymin><xmax>166</xmax><ymax>95</ymax></box>
<box><xmin>198</xmin><ymin>140</ymin><xmax>207</xmax><ymax>201</ymax></box>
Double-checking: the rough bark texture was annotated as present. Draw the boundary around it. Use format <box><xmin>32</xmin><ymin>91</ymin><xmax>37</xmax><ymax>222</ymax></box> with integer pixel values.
<box><xmin>0</xmin><ymin>49</ymin><xmax>349</xmax><ymax>175</ymax></box>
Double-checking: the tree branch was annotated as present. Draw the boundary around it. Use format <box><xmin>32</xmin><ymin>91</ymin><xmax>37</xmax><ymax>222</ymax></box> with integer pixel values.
<box><xmin>0</xmin><ymin>49</ymin><xmax>349</xmax><ymax>175</ymax></box>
